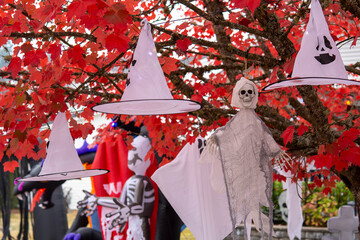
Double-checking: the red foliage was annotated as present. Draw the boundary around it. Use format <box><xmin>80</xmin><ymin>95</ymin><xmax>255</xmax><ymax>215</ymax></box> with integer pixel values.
<box><xmin>176</xmin><ymin>38</ymin><xmax>192</xmax><ymax>54</ymax></box>
<box><xmin>231</xmin><ymin>0</ymin><xmax>261</xmax><ymax>13</ymax></box>
<box><xmin>297</xmin><ymin>124</ymin><xmax>309</xmax><ymax>137</ymax></box>
<box><xmin>3</xmin><ymin>160</ymin><xmax>19</xmax><ymax>172</ymax></box>
<box><xmin>281</xmin><ymin>126</ymin><xmax>295</xmax><ymax>146</ymax></box>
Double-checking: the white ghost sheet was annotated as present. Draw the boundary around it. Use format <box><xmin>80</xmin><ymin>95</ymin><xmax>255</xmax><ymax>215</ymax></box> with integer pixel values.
<box><xmin>280</xmin><ymin>170</ymin><xmax>303</xmax><ymax>240</ymax></box>
<box><xmin>19</xmin><ymin>112</ymin><xmax>108</xmax><ymax>182</ymax></box>
<box><xmin>92</xmin><ymin>19</ymin><xmax>201</xmax><ymax>115</ymax></box>
<box><xmin>263</xmin><ymin>0</ymin><xmax>360</xmax><ymax>91</ymax></box>
<box><xmin>151</xmin><ymin>137</ymin><xmax>233</xmax><ymax>240</ymax></box>
<box><xmin>207</xmin><ymin>77</ymin><xmax>282</xmax><ymax>239</ymax></box>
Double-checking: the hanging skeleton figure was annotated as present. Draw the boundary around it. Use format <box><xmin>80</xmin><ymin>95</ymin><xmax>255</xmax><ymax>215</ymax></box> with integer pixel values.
<box><xmin>204</xmin><ymin>77</ymin><xmax>288</xmax><ymax>240</ymax></box>
<box><xmin>78</xmin><ymin>135</ymin><xmax>155</xmax><ymax>240</ymax></box>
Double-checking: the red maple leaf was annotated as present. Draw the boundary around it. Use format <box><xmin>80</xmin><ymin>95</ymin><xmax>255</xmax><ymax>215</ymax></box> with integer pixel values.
<box><xmin>161</xmin><ymin>57</ymin><xmax>178</xmax><ymax>75</ymax></box>
<box><xmin>283</xmin><ymin>55</ymin><xmax>296</xmax><ymax>75</ymax></box>
<box><xmin>105</xmin><ymin>34</ymin><xmax>129</xmax><ymax>53</ymax></box>
<box><xmin>297</xmin><ymin>124</ymin><xmax>309</xmax><ymax>137</ymax></box>
<box><xmin>48</xmin><ymin>44</ymin><xmax>61</xmax><ymax>61</ymax></box>
<box><xmin>103</xmin><ymin>3</ymin><xmax>132</xmax><ymax>25</ymax></box>
<box><xmin>66</xmin><ymin>0</ymin><xmax>96</xmax><ymax>21</ymax></box>
<box><xmin>23</xmin><ymin>49</ymin><xmax>47</xmax><ymax>67</ymax></box>
<box><xmin>191</xmin><ymin>94</ymin><xmax>203</xmax><ymax>103</ymax></box>
<box><xmin>176</xmin><ymin>38</ymin><xmax>192</xmax><ymax>53</ymax></box>
<box><xmin>322</xmin><ymin>187</ymin><xmax>332</xmax><ymax>195</ymax></box>
<box><xmin>198</xmin><ymin>83</ymin><xmax>215</xmax><ymax>95</ymax></box>
<box><xmin>238</xmin><ymin>18</ymin><xmax>251</xmax><ymax>27</ymax></box>
<box><xmin>3</xmin><ymin>160</ymin><xmax>19</xmax><ymax>172</ymax></box>
<box><xmin>334</xmin><ymin>159</ymin><xmax>349</xmax><ymax>172</ymax></box>
<box><xmin>28</xmin><ymin>134</ymin><xmax>39</xmax><ymax>146</ymax></box>
<box><xmin>281</xmin><ymin>126</ymin><xmax>295</xmax><ymax>146</ymax></box>
<box><xmin>20</xmin><ymin>42</ymin><xmax>33</xmax><ymax>53</ymax></box>
<box><xmin>340</xmin><ymin>147</ymin><xmax>360</xmax><ymax>166</ymax></box>
<box><xmin>269</xmin><ymin>66</ymin><xmax>279</xmax><ymax>84</ymax></box>
<box><xmin>67</xmin><ymin>45</ymin><xmax>86</xmax><ymax>68</ymax></box>
<box><xmin>231</xmin><ymin>0</ymin><xmax>261</xmax><ymax>13</ymax></box>
<box><xmin>7</xmin><ymin>57</ymin><xmax>22</xmax><ymax>78</ymax></box>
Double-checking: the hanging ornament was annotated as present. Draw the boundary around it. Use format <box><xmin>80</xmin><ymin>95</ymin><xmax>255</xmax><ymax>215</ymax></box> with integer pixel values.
<box><xmin>19</xmin><ymin>112</ymin><xmax>108</xmax><ymax>182</ymax></box>
<box><xmin>263</xmin><ymin>0</ymin><xmax>360</xmax><ymax>91</ymax></box>
<box><xmin>92</xmin><ymin>19</ymin><xmax>201</xmax><ymax>115</ymax></box>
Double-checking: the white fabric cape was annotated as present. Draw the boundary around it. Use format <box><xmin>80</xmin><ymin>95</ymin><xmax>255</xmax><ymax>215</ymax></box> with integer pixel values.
<box><xmin>281</xmin><ymin>170</ymin><xmax>303</xmax><ymax>240</ymax></box>
<box><xmin>151</xmin><ymin>137</ymin><xmax>232</xmax><ymax>240</ymax></box>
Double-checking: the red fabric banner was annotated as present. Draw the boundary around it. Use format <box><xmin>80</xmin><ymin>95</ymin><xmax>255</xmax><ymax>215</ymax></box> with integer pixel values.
<box><xmin>91</xmin><ymin>139</ymin><xmax>132</xmax><ymax>240</ymax></box>
<box><xmin>91</xmin><ymin>138</ymin><xmax>158</xmax><ymax>240</ymax></box>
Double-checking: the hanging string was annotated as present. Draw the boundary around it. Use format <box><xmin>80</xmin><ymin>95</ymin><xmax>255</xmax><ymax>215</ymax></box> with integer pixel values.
<box><xmin>152</xmin><ymin>15</ymin><xmax>202</xmax><ymax>26</ymax></box>
<box><xmin>243</xmin><ymin>47</ymin><xmax>251</xmax><ymax>79</ymax></box>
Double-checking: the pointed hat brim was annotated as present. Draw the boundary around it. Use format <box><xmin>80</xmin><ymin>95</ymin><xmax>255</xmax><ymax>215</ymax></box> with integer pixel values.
<box><xmin>18</xmin><ymin>168</ymin><xmax>109</xmax><ymax>182</ymax></box>
<box><xmin>92</xmin><ymin>99</ymin><xmax>201</xmax><ymax>115</ymax></box>
<box><xmin>263</xmin><ymin>77</ymin><xmax>360</xmax><ymax>91</ymax></box>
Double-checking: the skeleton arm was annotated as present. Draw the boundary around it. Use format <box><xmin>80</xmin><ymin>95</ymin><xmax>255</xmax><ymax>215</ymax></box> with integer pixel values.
<box><xmin>206</xmin><ymin>126</ymin><xmax>225</xmax><ymax>155</ymax></box>
<box><xmin>77</xmin><ymin>190</ymin><xmax>122</xmax><ymax>216</ymax></box>
<box><xmin>105</xmin><ymin>178</ymin><xmax>152</xmax><ymax>231</ymax></box>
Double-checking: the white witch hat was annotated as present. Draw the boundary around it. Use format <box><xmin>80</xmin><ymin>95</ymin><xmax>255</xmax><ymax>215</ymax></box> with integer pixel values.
<box><xmin>92</xmin><ymin>19</ymin><xmax>201</xmax><ymax>115</ymax></box>
<box><xmin>263</xmin><ymin>0</ymin><xmax>360</xmax><ymax>91</ymax></box>
<box><xmin>19</xmin><ymin>112</ymin><xmax>108</xmax><ymax>182</ymax></box>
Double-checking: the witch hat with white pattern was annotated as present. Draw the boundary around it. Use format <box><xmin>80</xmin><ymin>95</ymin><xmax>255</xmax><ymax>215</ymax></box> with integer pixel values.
<box><xmin>19</xmin><ymin>112</ymin><xmax>108</xmax><ymax>182</ymax></box>
<box><xmin>263</xmin><ymin>0</ymin><xmax>360</xmax><ymax>91</ymax></box>
<box><xmin>92</xmin><ymin>19</ymin><xmax>201</xmax><ymax>115</ymax></box>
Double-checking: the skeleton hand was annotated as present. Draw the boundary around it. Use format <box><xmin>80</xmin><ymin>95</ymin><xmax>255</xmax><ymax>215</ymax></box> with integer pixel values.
<box><xmin>105</xmin><ymin>199</ymin><xmax>130</xmax><ymax>233</ymax></box>
<box><xmin>207</xmin><ymin>134</ymin><xmax>219</xmax><ymax>155</ymax></box>
<box><xmin>77</xmin><ymin>190</ymin><xmax>98</xmax><ymax>217</ymax></box>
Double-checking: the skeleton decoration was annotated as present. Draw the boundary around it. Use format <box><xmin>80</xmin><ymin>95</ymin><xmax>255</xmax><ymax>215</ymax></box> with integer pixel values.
<box><xmin>78</xmin><ymin>135</ymin><xmax>155</xmax><ymax>240</ymax></box>
<box><xmin>278</xmin><ymin>191</ymin><xmax>288</xmax><ymax>223</ymax></box>
<box><xmin>92</xmin><ymin>19</ymin><xmax>201</xmax><ymax>115</ymax></box>
<box><xmin>152</xmin><ymin>137</ymin><xmax>233</xmax><ymax>240</ymax></box>
<box><xmin>19</xmin><ymin>112</ymin><xmax>108</xmax><ymax>182</ymax></box>
<box><xmin>205</xmin><ymin>77</ymin><xmax>286</xmax><ymax>239</ymax></box>
<box><xmin>263</xmin><ymin>0</ymin><xmax>360</xmax><ymax>91</ymax></box>
<box><xmin>238</xmin><ymin>83</ymin><xmax>256</xmax><ymax>108</ymax></box>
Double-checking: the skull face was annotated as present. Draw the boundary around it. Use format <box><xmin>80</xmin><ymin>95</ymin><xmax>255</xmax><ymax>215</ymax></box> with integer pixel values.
<box><xmin>128</xmin><ymin>136</ymin><xmax>151</xmax><ymax>175</ymax></box>
<box><xmin>278</xmin><ymin>191</ymin><xmax>288</xmax><ymax>223</ymax></box>
<box><xmin>314</xmin><ymin>36</ymin><xmax>336</xmax><ymax>65</ymax></box>
<box><xmin>238</xmin><ymin>83</ymin><xmax>255</xmax><ymax>108</ymax></box>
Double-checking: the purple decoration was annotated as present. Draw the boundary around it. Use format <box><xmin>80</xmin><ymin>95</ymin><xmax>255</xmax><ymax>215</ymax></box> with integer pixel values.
<box><xmin>64</xmin><ymin>233</ymin><xmax>76</xmax><ymax>240</ymax></box>
<box><xmin>14</xmin><ymin>177</ymin><xmax>20</xmax><ymax>185</ymax></box>
<box><xmin>74</xmin><ymin>233</ymin><xmax>81</xmax><ymax>240</ymax></box>
<box><xmin>76</xmin><ymin>140</ymin><xmax>97</xmax><ymax>156</ymax></box>
<box><xmin>18</xmin><ymin>182</ymin><xmax>24</xmax><ymax>192</ymax></box>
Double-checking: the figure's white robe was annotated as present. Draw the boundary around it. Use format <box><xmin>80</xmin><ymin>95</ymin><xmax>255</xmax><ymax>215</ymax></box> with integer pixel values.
<box><xmin>152</xmin><ymin>138</ymin><xmax>233</xmax><ymax>240</ymax></box>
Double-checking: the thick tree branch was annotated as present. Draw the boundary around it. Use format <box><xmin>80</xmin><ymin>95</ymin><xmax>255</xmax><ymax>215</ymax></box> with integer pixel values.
<box><xmin>175</xmin><ymin>0</ymin><xmax>267</xmax><ymax>38</ymax></box>
<box><xmin>296</xmin><ymin>85</ymin><xmax>334</xmax><ymax>144</ymax></box>
<box><xmin>339</xmin><ymin>0</ymin><xmax>360</xmax><ymax>19</ymax></box>
<box><xmin>6</xmin><ymin>31</ymin><xmax>97</xmax><ymax>42</ymax></box>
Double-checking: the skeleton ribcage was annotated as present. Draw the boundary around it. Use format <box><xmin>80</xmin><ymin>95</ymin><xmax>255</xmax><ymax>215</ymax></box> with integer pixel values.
<box><xmin>125</xmin><ymin>175</ymin><xmax>155</xmax><ymax>217</ymax></box>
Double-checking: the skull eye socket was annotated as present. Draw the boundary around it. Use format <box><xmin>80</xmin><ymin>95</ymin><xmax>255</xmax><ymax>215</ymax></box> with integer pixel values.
<box><xmin>247</xmin><ymin>90</ymin><xmax>253</xmax><ymax>94</ymax></box>
<box><xmin>240</xmin><ymin>90</ymin><xmax>246</xmax><ymax>95</ymax></box>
